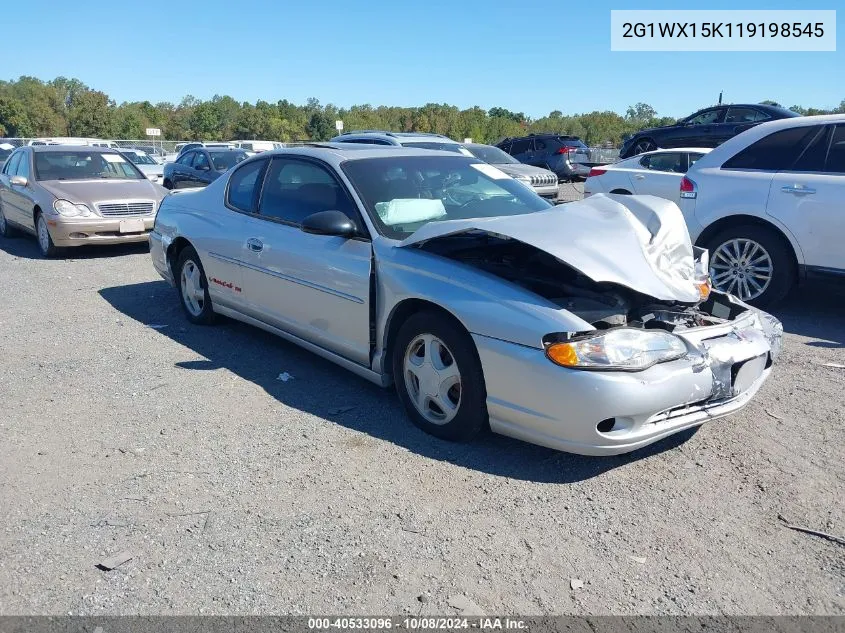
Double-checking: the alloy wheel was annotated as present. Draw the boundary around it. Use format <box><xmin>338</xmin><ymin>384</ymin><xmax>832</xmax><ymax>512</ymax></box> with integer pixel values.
<box><xmin>403</xmin><ymin>333</ymin><xmax>462</xmax><ymax>425</ymax></box>
<box><xmin>633</xmin><ymin>139</ymin><xmax>656</xmax><ymax>155</ymax></box>
<box><xmin>710</xmin><ymin>238</ymin><xmax>773</xmax><ymax>301</ymax></box>
<box><xmin>37</xmin><ymin>216</ymin><xmax>51</xmax><ymax>253</ymax></box>
<box><xmin>180</xmin><ymin>259</ymin><xmax>206</xmax><ymax>317</ymax></box>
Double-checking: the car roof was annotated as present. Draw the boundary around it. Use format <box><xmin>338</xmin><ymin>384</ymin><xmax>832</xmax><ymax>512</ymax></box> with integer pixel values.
<box><xmin>332</xmin><ymin>131</ymin><xmax>458</xmax><ymax>144</ymax></box>
<box><xmin>687</xmin><ymin>114</ymin><xmax>845</xmax><ymax>170</ymax></box>
<box><xmin>234</xmin><ymin>144</ymin><xmax>476</xmax><ymax>167</ymax></box>
<box><xmin>29</xmin><ymin>145</ymin><xmax>122</xmax><ymax>153</ymax></box>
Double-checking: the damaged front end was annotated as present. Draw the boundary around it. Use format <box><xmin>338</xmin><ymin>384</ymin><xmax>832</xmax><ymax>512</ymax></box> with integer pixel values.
<box><xmin>404</xmin><ymin>194</ymin><xmax>782</xmax><ymax>426</ymax></box>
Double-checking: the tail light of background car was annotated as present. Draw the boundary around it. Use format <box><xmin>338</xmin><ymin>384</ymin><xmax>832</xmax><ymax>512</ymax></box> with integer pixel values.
<box><xmin>588</xmin><ymin>168</ymin><xmax>607</xmax><ymax>177</ymax></box>
<box><xmin>555</xmin><ymin>147</ymin><xmax>573</xmax><ymax>155</ymax></box>
<box><xmin>680</xmin><ymin>176</ymin><xmax>697</xmax><ymax>199</ymax></box>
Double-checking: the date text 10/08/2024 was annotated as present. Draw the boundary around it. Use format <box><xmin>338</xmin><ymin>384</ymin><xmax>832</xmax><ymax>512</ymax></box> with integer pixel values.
<box><xmin>308</xmin><ymin>617</ymin><xmax>528</xmax><ymax>630</ymax></box>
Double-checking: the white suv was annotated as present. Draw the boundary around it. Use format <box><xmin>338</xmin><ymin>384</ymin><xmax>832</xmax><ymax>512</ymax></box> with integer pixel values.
<box><xmin>679</xmin><ymin>114</ymin><xmax>845</xmax><ymax>306</ymax></box>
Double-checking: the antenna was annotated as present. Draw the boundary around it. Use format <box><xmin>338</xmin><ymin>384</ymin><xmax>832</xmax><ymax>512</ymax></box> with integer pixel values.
<box><xmin>718</xmin><ymin>91</ymin><xmax>723</xmax><ymax>105</ymax></box>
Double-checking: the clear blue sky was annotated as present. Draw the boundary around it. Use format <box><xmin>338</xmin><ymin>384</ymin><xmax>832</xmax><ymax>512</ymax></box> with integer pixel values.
<box><xmin>10</xmin><ymin>0</ymin><xmax>843</xmax><ymax>118</ymax></box>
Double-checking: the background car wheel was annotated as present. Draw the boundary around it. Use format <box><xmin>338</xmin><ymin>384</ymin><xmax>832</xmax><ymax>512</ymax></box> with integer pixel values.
<box><xmin>609</xmin><ymin>189</ymin><xmax>632</xmax><ymax>195</ymax></box>
<box><xmin>705</xmin><ymin>225</ymin><xmax>795</xmax><ymax>307</ymax></box>
<box><xmin>36</xmin><ymin>213</ymin><xmax>60</xmax><ymax>257</ymax></box>
<box><xmin>176</xmin><ymin>246</ymin><xmax>216</xmax><ymax>325</ymax></box>
<box><xmin>0</xmin><ymin>203</ymin><xmax>20</xmax><ymax>238</ymax></box>
<box><xmin>392</xmin><ymin>311</ymin><xmax>488</xmax><ymax>442</ymax></box>
<box><xmin>163</xmin><ymin>179</ymin><xmax>174</xmax><ymax>190</ymax></box>
<box><xmin>631</xmin><ymin>138</ymin><xmax>657</xmax><ymax>155</ymax></box>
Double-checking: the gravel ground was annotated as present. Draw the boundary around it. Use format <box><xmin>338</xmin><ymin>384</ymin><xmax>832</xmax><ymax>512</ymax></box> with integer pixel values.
<box><xmin>0</xmin><ymin>231</ymin><xmax>843</xmax><ymax>617</ymax></box>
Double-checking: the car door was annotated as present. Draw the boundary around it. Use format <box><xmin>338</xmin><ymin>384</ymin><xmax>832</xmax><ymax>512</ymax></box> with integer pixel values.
<box><xmin>0</xmin><ymin>151</ymin><xmax>24</xmax><ymax>226</ymax></box>
<box><xmin>10</xmin><ymin>149</ymin><xmax>37</xmax><ymax>231</ymax></box>
<box><xmin>190</xmin><ymin>151</ymin><xmax>214</xmax><ymax>187</ymax></box>
<box><xmin>719</xmin><ymin>107</ymin><xmax>769</xmax><ymax>145</ymax></box>
<box><xmin>768</xmin><ymin>123</ymin><xmax>845</xmax><ymax>271</ymax></box>
<box><xmin>238</xmin><ymin>156</ymin><xmax>373</xmax><ymax>365</ymax></box>
<box><xmin>632</xmin><ymin>152</ymin><xmax>686</xmax><ymax>202</ymax></box>
<box><xmin>171</xmin><ymin>151</ymin><xmax>194</xmax><ymax>188</ymax></box>
<box><xmin>676</xmin><ymin>108</ymin><xmax>726</xmax><ymax>147</ymax></box>
<box><xmin>197</xmin><ymin>158</ymin><xmax>270</xmax><ymax>311</ymax></box>
<box><xmin>508</xmin><ymin>138</ymin><xmax>532</xmax><ymax>165</ymax></box>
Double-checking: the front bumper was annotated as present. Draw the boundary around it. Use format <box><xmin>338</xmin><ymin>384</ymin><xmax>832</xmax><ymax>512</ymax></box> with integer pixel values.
<box><xmin>48</xmin><ymin>215</ymin><xmax>155</xmax><ymax>247</ymax></box>
<box><xmin>533</xmin><ymin>183</ymin><xmax>559</xmax><ymax>199</ymax></box>
<box><xmin>473</xmin><ymin>308</ymin><xmax>782</xmax><ymax>456</ymax></box>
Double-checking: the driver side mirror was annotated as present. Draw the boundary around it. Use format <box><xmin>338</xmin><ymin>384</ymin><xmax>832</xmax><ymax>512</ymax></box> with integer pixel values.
<box><xmin>195</xmin><ymin>163</ymin><xmax>210</xmax><ymax>171</ymax></box>
<box><xmin>301</xmin><ymin>210</ymin><xmax>356</xmax><ymax>238</ymax></box>
<box><xmin>10</xmin><ymin>175</ymin><xmax>27</xmax><ymax>186</ymax></box>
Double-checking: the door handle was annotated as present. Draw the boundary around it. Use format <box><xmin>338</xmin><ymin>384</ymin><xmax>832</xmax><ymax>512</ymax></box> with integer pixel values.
<box><xmin>635</xmin><ymin>174</ymin><xmax>646</xmax><ymax>179</ymax></box>
<box><xmin>246</xmin><ymin>238</ymin><xmax>264</xmax><ymax>252</ymax></box>
<box><xmin>781</xmin><ymin>185</ymin><xmax>816</xmax><ymax>195</ymax></box>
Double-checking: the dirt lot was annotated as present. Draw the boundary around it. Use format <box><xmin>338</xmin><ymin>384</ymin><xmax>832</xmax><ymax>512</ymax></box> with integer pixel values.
<box><xmin>0</xmin><ymin>229</ymin><xmax>843</xmax><ymax>616</ymax></box>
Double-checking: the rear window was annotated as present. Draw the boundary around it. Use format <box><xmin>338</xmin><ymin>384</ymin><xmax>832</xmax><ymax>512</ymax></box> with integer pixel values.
<box><xmin>209</xmin><ymin>151</ymin><xmax>248</xmax><ymax>171</ymax></box>
<box><xmin>722</xmin><ymin>126</ymin><xmax>821</xmax><ymax>171</ymax></box>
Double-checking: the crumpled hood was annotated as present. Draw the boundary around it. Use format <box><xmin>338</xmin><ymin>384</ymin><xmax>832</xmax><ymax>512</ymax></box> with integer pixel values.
<box><xmin>494</xmin><ymin>163</ymin><xmax>556</xmax><ymax>179</ymax></box>
<box><xmin>39</xmin><ymin>179</ymin><xmax>165</xmax><ymax>206</ymax></box>
<box><xmin>398</xmin><ymin>194</ymin><xmax>700</xmax><ymax>303</ymax></box>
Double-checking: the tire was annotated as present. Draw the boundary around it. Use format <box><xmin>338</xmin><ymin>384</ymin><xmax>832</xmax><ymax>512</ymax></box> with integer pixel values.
<box><xmin>36</xmin><ymin>212</ymin><xmax>60</xmax><ymax>258</ymax></box>
<box><xmin>704</xmin><ymin>224</ymin><xmax>795</xmax><ymax>307</ymax></box>
<box><xmin>631</xmin><ymin>138</ymin><xmax>657</xmax><ymax>156</ymax></box>
<box><xmin>0</xmin><ymin>202</ymin><xmax>20</xmax><ymax>238</ymax></box>
<box><xmin>609</xmin><ymin>189</ymin><xmax>632</xmax><ymax>195</ymax></box>
<box><xmin>163</xmin><ymin>179</ymin><xmax>174</xmax><ymax>190</ymax></box>
<box><xmin>175</xmin><ymin>246</ymin><xmax>216</xmax><ymax>325</ymax></box>
<box><xmin>392</xmin><ymin>310</ymin><xmax>487</xmax><ymax>442</ymax></box>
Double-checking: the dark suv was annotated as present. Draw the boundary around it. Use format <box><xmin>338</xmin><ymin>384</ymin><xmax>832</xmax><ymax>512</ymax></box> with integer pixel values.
<box><xmin>496</xmin><ymin>134</ymin><xmax>594</xmax><ymax>181</ymax></box>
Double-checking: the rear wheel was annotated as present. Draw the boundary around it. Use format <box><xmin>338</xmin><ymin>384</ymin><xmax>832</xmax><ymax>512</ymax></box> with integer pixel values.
<box><xmin>392</xmin><ymin>311</ymin><xmax>487</xmax><ymax>442</ymax></box>
<box><xmin>176</xmin><ymin>246</ymin><xmax>216</xmax><ymax>324</ymax></box>
<box><xmin>36</xmin><ymin>213</ymin><xmax>60</xmax><ymax>257</ymax></box>
<box><xmin>705</xmin><ymin>225</ymin><xmax>795</xmax><ymax>307</ymax></box>
<box><xmin>0</xmin><ymin>203</ymin><xmax>20</xmax><ymax>238</ymax></box>
<box><xmin>163</xmin><ymin>179</ymin><xmax>174</xmax><ymax>190</ymax></box>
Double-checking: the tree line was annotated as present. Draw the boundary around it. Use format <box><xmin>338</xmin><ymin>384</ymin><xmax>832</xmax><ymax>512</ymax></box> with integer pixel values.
<box><xmin>1</xmin><ymin>76</ymin><xmax>843</xmax><ymax>146</ymax></box>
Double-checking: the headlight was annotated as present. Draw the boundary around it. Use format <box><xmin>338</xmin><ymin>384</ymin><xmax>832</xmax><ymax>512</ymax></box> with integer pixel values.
<box><xmin>545</xmin><ymin>328</ymin><xmax>687</xmax><ymax>371</ymax></box>
<box><xmin>53</xmin><ymin>199</ymin><xmax>92</xmax><ymax>217</ymax></box>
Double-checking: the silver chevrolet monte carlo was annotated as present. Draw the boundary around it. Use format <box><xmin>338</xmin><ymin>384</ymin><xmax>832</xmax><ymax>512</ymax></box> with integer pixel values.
<box><xmin>150</xmin><ymin>145</ymin><xmax>783</xmax><ymax>456</ymax></box>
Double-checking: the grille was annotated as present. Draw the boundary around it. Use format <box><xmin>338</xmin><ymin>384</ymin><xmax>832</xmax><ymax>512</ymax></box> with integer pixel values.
<box><xmin>96</xmin><ymin>201</ymin><xmax>155</xmax><ymax>217</ymax></box>
<box><xmin>530</xmin><ymin>174</ymin><xmax>557</xmax><ymax>186</ymax></box>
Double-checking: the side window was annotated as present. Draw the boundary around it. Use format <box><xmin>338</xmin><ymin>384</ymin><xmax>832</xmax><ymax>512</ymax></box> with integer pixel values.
<box><xmin>534</xmin><ymin>139</ymin><xmax>547</xmax><ymax>151</ymax></box>
<box><xmin>641</xmin><ymin>153</ymin><xmax>684</xmax><ymax>173</ymax></box>
<box><xmin>687</xmin><ymin>153</ymin><xmax>705</xmax><ymax>169</ymax></box>
<box><xmin>825</xmin><ymin>125</ymin><xmax>845</xmax><ymax>174</ymax></box>
<box><xmin>4</xmin><ymin>152</ymin><xmax>22</xmax><ymax>176</ymax></box>
<box><xmin>722</xmin><ymin>126</ymin><xmax>821</xmax><ymax>171</ymax></box>
<box><xmin>725</xmin><ymin>107</ymin><xmax>767</xmax><ymax>124</ymax></box>
<box><xmin>686</xmin><ymin>109</ymin><xmax>724</xmax><ymax>125</ymax></box>
<box><xmin>510</xmin><ymin>138</ymin><xmax>530</xmax><ymax>154</ymax></box>
<box><xmin>498</xmin><ymin>140</ymin><xmax>511</xmax><ymax>154</ymax></box>
<box><xmin>193</xmin><ymin>152</ymin><xmax>210</xmax><ymax>171</ymax></box>
<box><xmin>258</xmin><ymin>158</ymin><xmax>362</xmax><ymax>230</ymax></box>
<box><xmin>788</xmin><ymin>126</ymin><xmax>830</xmax><ymax>173</ymax></box>
<box><xmin>226</xmin><ymin>159</ymin><xmax>268</xmax><ymax>212</ymax></box>
<box><xmin>176</xmin><ymin>151</ymin><xmax>193</xmax><ymax>166</ymax></box>
<box><xmin>16</xmin><ymin>152</ymin><xmax>31</xmax><ymax>179</ymax></box>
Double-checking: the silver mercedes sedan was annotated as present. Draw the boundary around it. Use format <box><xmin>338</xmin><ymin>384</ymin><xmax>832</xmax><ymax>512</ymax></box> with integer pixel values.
<box><xmin>149</xmin><ymin>145</ymin><xmax>782</xmax><ymax>456</ymax></box>
<box><xmin>0</xmin><ymin>145</ymin><xmax>167</xmax><ymax>256</ymax></box>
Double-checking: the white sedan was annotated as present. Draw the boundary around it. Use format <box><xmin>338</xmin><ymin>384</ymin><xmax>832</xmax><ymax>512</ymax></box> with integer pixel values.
<box><xmin>585</xmin><ymin>148</ymin><xmax>710</xmax><ymax>204</ymax></box>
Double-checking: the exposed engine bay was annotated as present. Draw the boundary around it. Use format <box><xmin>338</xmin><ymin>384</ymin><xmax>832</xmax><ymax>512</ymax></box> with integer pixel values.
<box><xmin>421</xmin><ymin>233</ymin><xmax>744</xmax><ymax>332</ymax></box>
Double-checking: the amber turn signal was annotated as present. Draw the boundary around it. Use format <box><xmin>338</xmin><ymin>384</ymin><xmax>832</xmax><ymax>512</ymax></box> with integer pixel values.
<box><xmin>546</xmin><ymin>342</ymin><xmax>579</xmax><ymax>367</ymax></box>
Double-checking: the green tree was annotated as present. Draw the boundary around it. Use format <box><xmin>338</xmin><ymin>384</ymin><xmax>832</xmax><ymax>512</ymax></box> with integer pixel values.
<box><xmin>0</xmin><ymin>96</ymin><xmax>34</xmax><ymax>137</ymax></box>
<box><xmin>305</xmin><ymin>111</ymin><xmax>335</xmax><ymax>141</ymax></box>
<box><xmin>67</xmin><ymin>90</ymin><xmax>112</xmax><ymax>137</ymax></box>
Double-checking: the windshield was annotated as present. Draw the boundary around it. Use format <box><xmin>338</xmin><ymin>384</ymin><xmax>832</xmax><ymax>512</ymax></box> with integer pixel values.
<box><xmin>401</xmin><ymin>142</ymin><xmax>466</xmax><ymax>153</ymax></box>
<box><xmin>342</xmin><ymin>155</ymin><xmax>552</xmax><ymax>239</ymax></box>
<box><xmin>465</xmin><ymin>144</ymin><xmax>519</xmax><ymax>164</ymax></box>
<box><xmin>34</xmin><ymin>151</ymin><xmax>145</xmax><ymax>181</ymax></box>
<box><xmin>121</xmin><ymin>151</ymin><xmax>157</xmax><ymax>165</ymax></box>
<box><xmin>0</xmin><ymin>148</ymin><xmax>12</xmax><ymax>161</ymax></box>
<box><xmin>209</xmin><ymin>150</ymin><xmax>248</xmax><ymax>171</ymax></box>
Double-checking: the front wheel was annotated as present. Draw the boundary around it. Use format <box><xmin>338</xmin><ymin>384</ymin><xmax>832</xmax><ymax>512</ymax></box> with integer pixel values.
<box><xmin>631</xmin><ymin>138</ymin><xmax>657</xmax><ymax>155</ymax></box>
<box><xmin>163</xmin><ymin>179</ymin><xmax>174</xmax><ymax>190</ymax></box>
<box><xmin>392</xmin><ymin>311</ymin><xmax>487</xmax><ymax>442</ymax></box>
<box><xmin>176</xmin><ymin>246</ymin><xmax>216</xmax><ymax>325</ymax></box>
<box><xmin>705</xmin><ymin>225</ymin><xmax>795</xmax><ymax>307</ymax></box>
<box><xmin>36</xmin><ymin>213</ymin><xmax>60</xmax><ymax>257</ymax></box>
